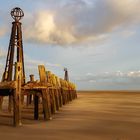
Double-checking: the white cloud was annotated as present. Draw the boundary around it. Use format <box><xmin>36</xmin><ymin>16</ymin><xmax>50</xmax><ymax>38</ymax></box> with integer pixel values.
<box><xmin>24</xmin><ymin>55</ymin><xmax>63</xmax><ymax>80</ymax></box>
<box><xmin>89</xmin><ymin>80</ymin><xmax>96</xmax><ymax>83</ymax></box>
<box><xmin>127</xmin><ymin>71</ymin><xmax>140</xmax><ymax>77</ymax></box>
<box><xmin>86</xmin><ymin>73</ymin><xmax>94</xmax><ymax>76</ymax></box>
<box><xmin>0</xmin><ymin>48</ymin><xmax>6</xmax><ymax>59</ymax></box>
<box><xmin>0</xmin><ymin>62</ymin><xmax>4</xmax><ymax>74</ymax></box>
<box><xmin>24</xmin><ymin>0</ymin><xmax>140</xmax><ymax>45</ymax></box>
<box><xmin>46</xmin><ymin>62</ymin><xmax>62</xmax><ymax>67</ymax></box>
<box><xmin>121</xmin><ymin>30</ymin><xmax>136</xmax><ymax>38</ymax></box>
<box><xmin>25</xmin><ymin>55</ymin><xmax>62</xmax><ymax>70</ymax></box>
<box><xmin>76</xmin><ymin>70</ymin><xmax>140</xmax><ymax>84</ymax></box>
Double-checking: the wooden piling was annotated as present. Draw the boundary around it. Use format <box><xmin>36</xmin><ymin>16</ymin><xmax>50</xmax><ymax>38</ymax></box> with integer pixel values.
<box><xmin>55</xmin><ymin>89</ymin><xmax>60</xmax><ymax>111</ymax></box>
<box><xmin>38</xmin><ymin>65</ymin><xmax>52</xmax><ymax>120</ymax></box>
<box><xmin>13</xmin><ymin>62</ymin><xmax>22</xmax><ymax>126</ymax></box>
<box><xmin>28</xmin><ymin>74</ymin><xmax>35</xmax><ymax>105</ymax></box>
<box><xmin>49</xmin><ymin>88</ymin><xmax>56</xmax><ymax>114</ymax></box>
<box><xmin>34</xmin><ymin>94</ymin><xmax>39</xmax><ymax>120</ymax></box>
<box><xmin>41</xmin><ymin>89</ymin><xmax>51</xmax><ymax>120</ymax></box>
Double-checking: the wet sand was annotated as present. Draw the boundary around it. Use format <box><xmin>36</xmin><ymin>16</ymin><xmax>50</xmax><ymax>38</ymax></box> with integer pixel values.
<box><xmin>0</xmin><ymin>91</ymin><xmax>140</xmax><ymax>140</ymax></box>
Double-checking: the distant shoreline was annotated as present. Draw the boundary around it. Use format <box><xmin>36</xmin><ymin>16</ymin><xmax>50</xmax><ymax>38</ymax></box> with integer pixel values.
<box><xmin>77</xmin><ymin>90</ymin><xmax>140</xmax><ymax>93</ymax></box>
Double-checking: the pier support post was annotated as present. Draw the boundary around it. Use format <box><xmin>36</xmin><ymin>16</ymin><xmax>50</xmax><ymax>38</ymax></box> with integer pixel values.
<box><xmin>13</xmin><ymin>62</ymin><xmax>22</xmax><ymax>126</ymax></box>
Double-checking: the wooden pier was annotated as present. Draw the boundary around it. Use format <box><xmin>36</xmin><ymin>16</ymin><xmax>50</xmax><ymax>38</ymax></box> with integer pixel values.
<box><xmin>0</xmin><ymin>7</ymin><xmax>77</xmax><ymax>126</ymax></box>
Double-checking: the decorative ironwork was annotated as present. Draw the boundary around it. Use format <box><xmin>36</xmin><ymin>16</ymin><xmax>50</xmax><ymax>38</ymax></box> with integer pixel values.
<box><xmin>11</xmin><ymin>7</ymin><xmax>24</xmax><ymax>21</ymax></box>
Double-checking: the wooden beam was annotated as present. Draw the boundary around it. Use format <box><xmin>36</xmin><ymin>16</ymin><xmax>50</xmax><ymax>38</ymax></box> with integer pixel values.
<box><xmin>0</xmin><ymin>81</ymin><xmax>17</xmax><ymax>89</ymax></box>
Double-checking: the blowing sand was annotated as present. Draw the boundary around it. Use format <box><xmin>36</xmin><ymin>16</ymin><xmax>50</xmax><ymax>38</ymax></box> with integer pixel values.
<box><xmin>0</xmin><ymin>91</ymin><xmax>140</xmax><ymax>140</ymax></box>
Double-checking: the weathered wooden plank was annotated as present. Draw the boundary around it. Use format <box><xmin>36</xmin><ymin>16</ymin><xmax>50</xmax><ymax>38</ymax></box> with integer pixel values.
<box><xmin>0</xmin><ymin>81</ymin><xmax>17</xmax><ymax>89</ymax></box>
<box><xmin>22</xmin><ymin>86</ymin><xmax>49</xmax><ymax>90</ymax></box>
<box><xmin>38</xmin><ymin>65</ymin><xmax>47</xmax><ymax>83</ymax></box>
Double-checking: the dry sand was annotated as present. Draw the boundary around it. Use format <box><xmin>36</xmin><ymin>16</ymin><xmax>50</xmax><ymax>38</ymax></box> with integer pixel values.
<box><xmin>0</xmin><ymin>91</ymin><xmax>140</xmax><ymax>140</ymax></box>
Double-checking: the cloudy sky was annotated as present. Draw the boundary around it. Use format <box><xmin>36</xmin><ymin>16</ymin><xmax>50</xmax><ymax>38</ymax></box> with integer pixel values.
<box><xmin>0</xmin><ymin>0</ymin><xmax>140</xmax><ymax>90</ymax></box>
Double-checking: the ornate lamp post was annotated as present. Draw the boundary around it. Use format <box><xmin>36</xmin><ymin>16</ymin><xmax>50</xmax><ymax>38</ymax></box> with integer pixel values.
<box><xmin>3</xmin><ymin>7</ymin><xmax>25</xmax><ymax>84</ymax></box>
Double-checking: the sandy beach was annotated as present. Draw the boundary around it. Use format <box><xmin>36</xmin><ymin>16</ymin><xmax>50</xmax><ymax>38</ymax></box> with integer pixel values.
<box><xmin>0</xmin><ymin>91</ymin><xmax>140</xmax><ymax>140</ymax></box>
